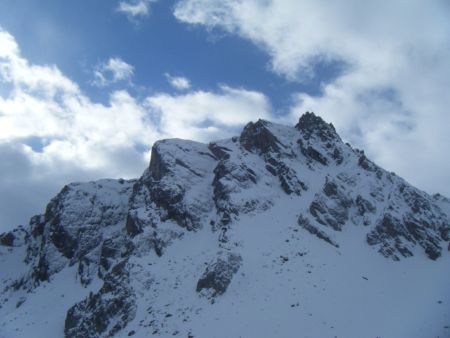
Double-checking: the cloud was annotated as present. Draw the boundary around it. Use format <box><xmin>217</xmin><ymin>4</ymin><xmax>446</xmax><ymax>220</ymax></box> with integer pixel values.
<box><xmin>0</xmin><ymin>30</ymin><xmax>78</xmax><ymax>96</ymax></box>
<box><xmin>147</xmin><ymin>84</ymin><xmax>272</xmax><ymax>140</ymax></box>
<box><xmin>165</xmin><ymin>73</ymin><xmax>191</xmax><ymax>90</ymax></box>
<box><xmin>92</xmin><ymin>57</ymin><xmax>135</xmax><ymax>87</ymax></box>
<box><xmin>0</xmin><ymin>29</ymin><xmax>154</xmax><ymax>229</ymax></box>
<box><xmin>117</xmin><ymin>0</ymin><xmax>158</xmax><ymax>20</ymax></box>
<box><xmin>174</xmin><ymin>0</ymin><xmax>450</xmax><ymax>196</ymax></box>
<box><xmin>0</xmin><ymin>28</ymin><xmax>271</xmax><ymax>231</ymax></box>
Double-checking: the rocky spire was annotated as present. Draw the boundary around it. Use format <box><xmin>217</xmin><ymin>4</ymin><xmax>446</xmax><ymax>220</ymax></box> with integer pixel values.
<box><xmin>295</xmin><ymin>112</ymin><xmax>340</xmax><ymax>142</ymax></box>
<box><xmin>239</xmin><ymin>119</ymin><xmax>280</xmax><ymax>154</ymax></box>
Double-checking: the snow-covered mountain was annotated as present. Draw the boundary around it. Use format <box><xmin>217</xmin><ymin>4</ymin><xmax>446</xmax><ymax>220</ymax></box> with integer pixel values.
<box><xmin>1</xmin><ymin>112</ymin><xmax>449</xmax><ymax>338</ymax></box>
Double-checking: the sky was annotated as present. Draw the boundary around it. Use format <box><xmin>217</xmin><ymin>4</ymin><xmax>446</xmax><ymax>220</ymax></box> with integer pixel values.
<box><xmin>0</xmin><ymin>0</ymin><xmax>450</xmax><ymax>231</ymax></box>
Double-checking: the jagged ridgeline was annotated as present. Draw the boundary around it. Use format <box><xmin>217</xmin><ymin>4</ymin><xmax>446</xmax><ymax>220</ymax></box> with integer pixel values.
<box><xmin>1</xmin><ymin>112</ymin><xmax>449</xmax><ymax>338</ymax></box>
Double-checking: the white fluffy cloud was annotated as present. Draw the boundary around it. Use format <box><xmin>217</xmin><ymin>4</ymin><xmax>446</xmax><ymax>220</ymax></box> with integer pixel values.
<box><xmin>117</xmin><ymin>0</ymin><xmax>158</xmax><ymax>20</ymax></box>
<box><xmin>147</xmin><ymin>85</ymin><xmax>271</xmax><ymax>140</ymax></box>
<box><xmin>0</xmin><ymin>28</ymin><xmax>271</xmax><ymax>230</ymax></box>
<box><xmin>165</xmin><ymin>73</ymin><xmax>191</xmax><ymax>90</ymax></box>
<box><xmin>92</xmin><ymin>57</ymin><xmax>135</xmax><ymax>87</ymax></box>
<box><xmin>174</xmin><ymin>0</ymin><xmax>450</xmax><ymax>196</ymax></box>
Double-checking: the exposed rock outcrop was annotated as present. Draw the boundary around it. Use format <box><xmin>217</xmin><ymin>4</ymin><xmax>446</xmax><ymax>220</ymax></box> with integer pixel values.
<box><xmin>65</xmin><ymin>260</ymin><xmax>137</xmax><ymax>338</ymax></box>
<box><xmin>196</xmin><ymin>252</ymin><xmax>242</xmax><ymax>297</ymax></box>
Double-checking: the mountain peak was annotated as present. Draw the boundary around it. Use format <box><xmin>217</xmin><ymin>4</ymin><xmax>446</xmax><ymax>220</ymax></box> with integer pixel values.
<box><xmin>239</xmin><ymin>119</ymin><xmax>281</xmax><ymax>154</ymax></box>
<box><xmin>295</xmin><ymin>111</ymin><xmax>339</xmax><ymax>142</ymax></box>
<box><xmin>1</xmin><ymin>113</ymin><xmax>449</xmax><ymax>338</ymax></box>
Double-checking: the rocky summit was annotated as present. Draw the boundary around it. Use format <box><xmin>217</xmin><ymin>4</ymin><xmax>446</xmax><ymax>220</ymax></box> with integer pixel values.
<box><xmin>1</xmin><ymin>112</ymin><xmax>449</xmax><ymax>338</ymax></box>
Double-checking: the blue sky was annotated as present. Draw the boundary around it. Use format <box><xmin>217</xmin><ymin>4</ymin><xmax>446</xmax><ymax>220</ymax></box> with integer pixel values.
<box><xmin>0</xmin><ymin>0</ymin><xmax>333</xmax><ymax>109</ymax></box>
<box><xmin>1</xmin><ymin>0</ymin><xmax>450</xmax><ymax>230</ymax></box>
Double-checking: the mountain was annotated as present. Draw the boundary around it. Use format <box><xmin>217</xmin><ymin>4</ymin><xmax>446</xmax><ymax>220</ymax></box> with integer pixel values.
<box><xmin>1</xmin><ymin>112</ymin><xmax>449</xmax><ymax>338</ymax></box>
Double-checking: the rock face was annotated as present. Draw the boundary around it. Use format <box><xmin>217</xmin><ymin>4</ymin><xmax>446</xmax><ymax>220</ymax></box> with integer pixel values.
<box><xmin>65</xmin><ymin>260</ymin><xmax>137</xmax><ymax>338</ymax></box>
<box><xmin>23</xmin><ymin>179</ymin><xmax>135</xmax><ymax>286</ymax></box>
<box><xmin>196</xmin><ymin>252</ymin><xmax>242</xmax><ymax>297</ymax></box>
<box><xmin>1</xmin><ymin>112</ymin><xmax>449</xmax><ymax>338</ymax></box>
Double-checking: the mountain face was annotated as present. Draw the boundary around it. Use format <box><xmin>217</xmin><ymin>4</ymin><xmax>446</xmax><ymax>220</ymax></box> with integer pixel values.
<box><xmin>1</xmin><ymin>113</ymin><xmax>450</xmax><ymax>338</ymax></box>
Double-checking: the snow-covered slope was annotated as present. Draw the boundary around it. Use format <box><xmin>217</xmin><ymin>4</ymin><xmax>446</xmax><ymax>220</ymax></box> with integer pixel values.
<box><xmin>1</xmin><ymin>113</ymin><xmax>449</xmax><ymax>338</ymax></box>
